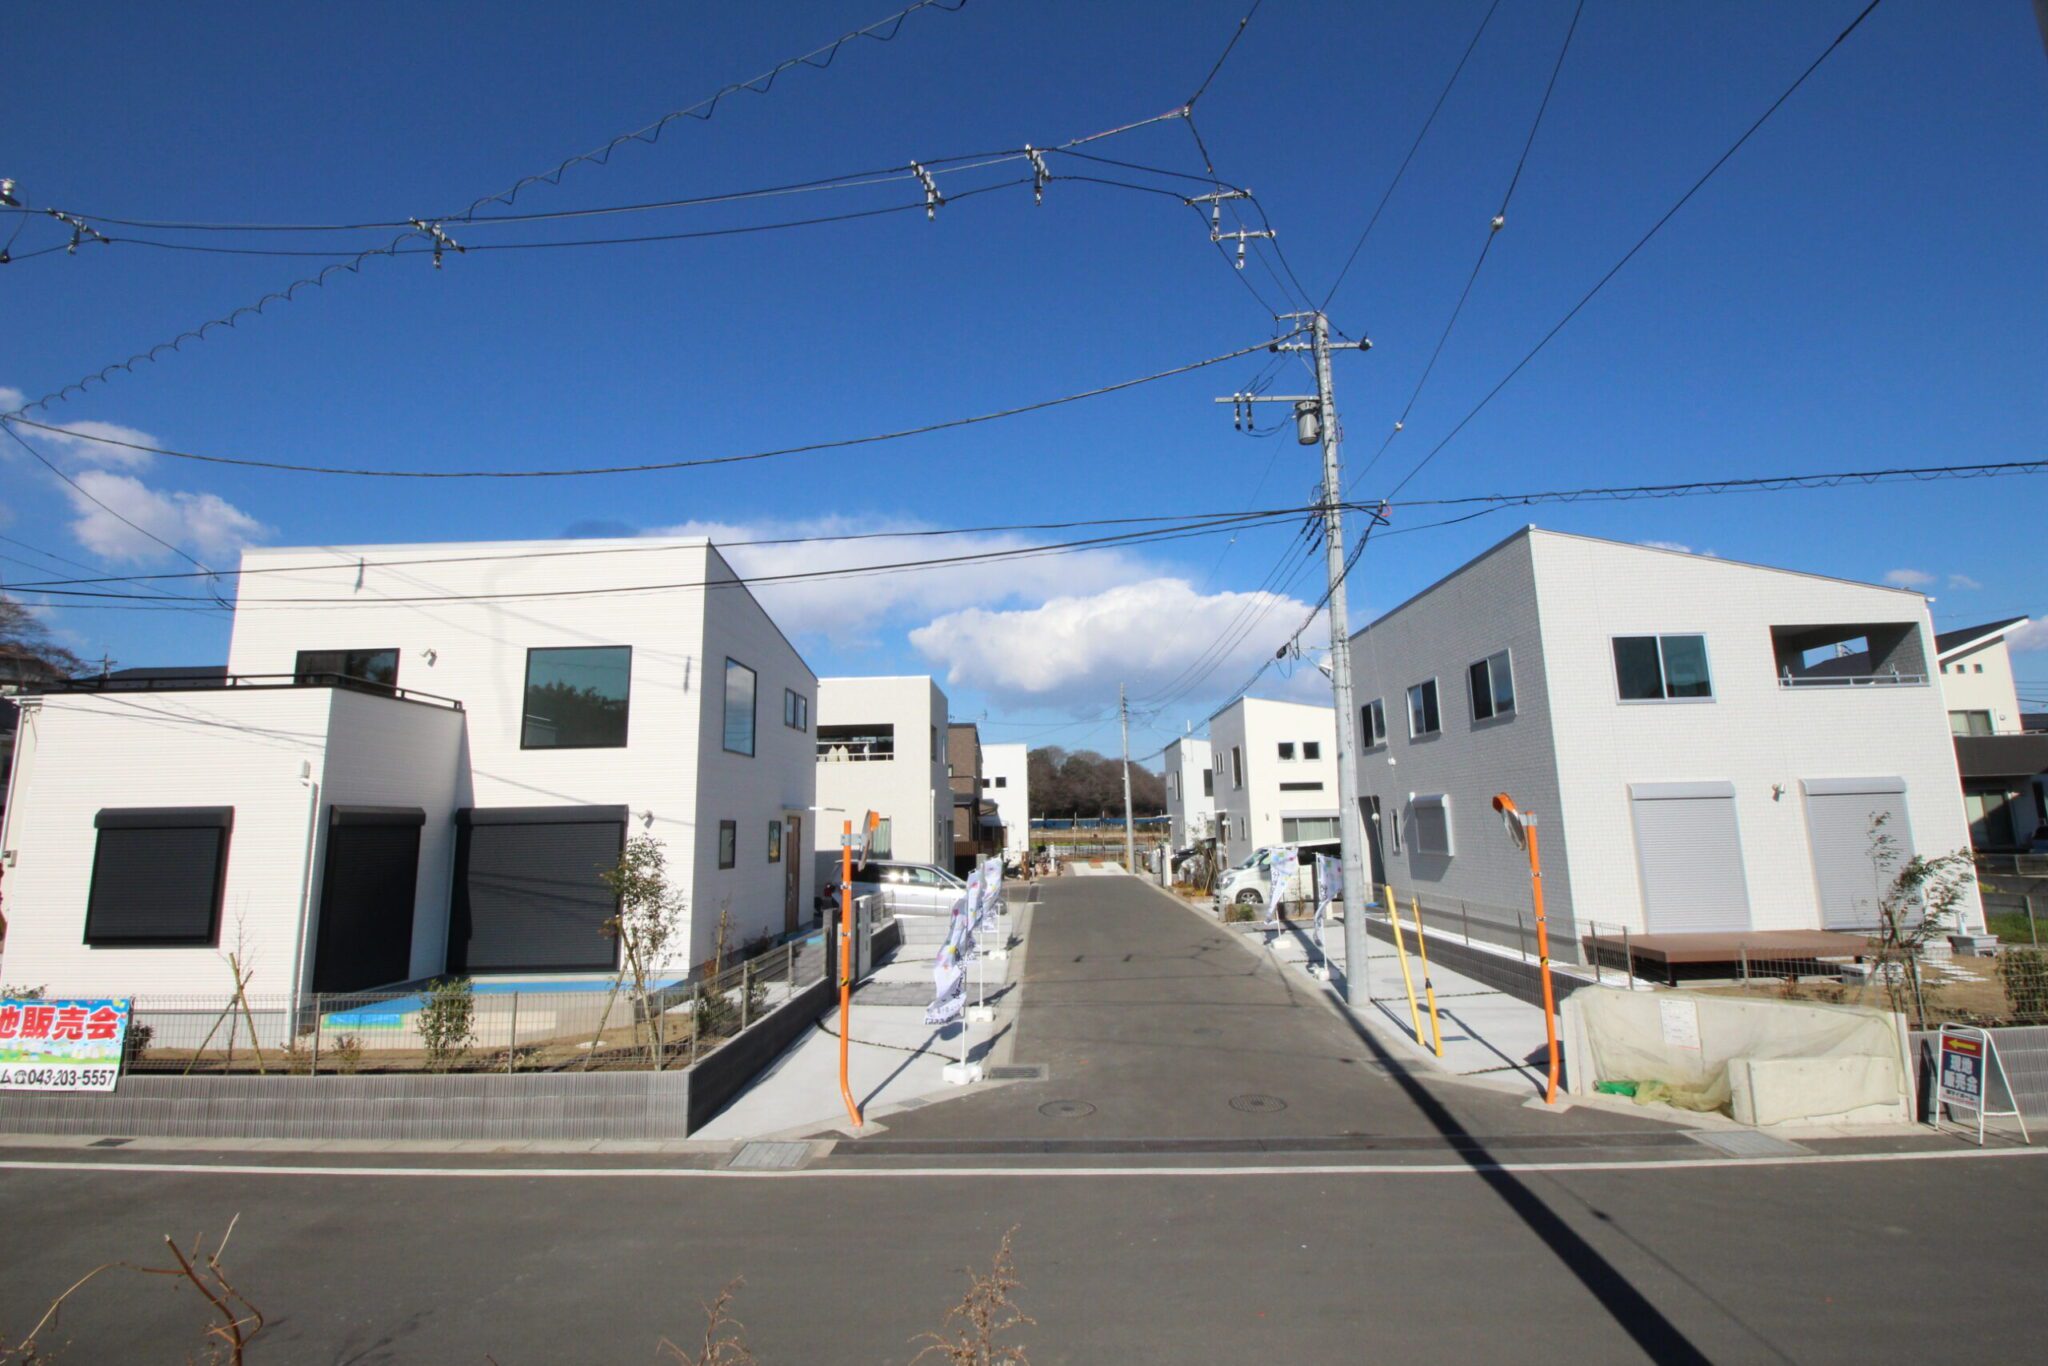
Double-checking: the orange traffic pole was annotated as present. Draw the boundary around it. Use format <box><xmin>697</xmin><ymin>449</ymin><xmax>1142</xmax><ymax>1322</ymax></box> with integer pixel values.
<box><xmin>838</xmin><ymin>818</ymin><xmax>862</xmax><ymax>1127</ymax></box>
<box><xmin>1493</xmin><ymin>794</ymin><xmax>1560</xmax><ymax>1104</ymax></box>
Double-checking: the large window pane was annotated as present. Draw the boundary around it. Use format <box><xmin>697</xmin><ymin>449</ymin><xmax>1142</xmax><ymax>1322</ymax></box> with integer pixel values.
<box><xmin>1659</xmin><ymin>635</ymin><xmax>1713</xmax><ymax>698</ymax></box>
<box><xmin>1408</xmin><ymin>680</ymin><xmax>1440</xmax><ymax>736</ymax></box>
<box><xmin>1489</xmin><ymin>651</ymin><xmax>1515</xmax><ymax>714</ymax></box>
<box><xmin>723</xmin><ymin>658</ymin><xmax>757</xmax><ymax>756</ymax></box>
<box><xmin>1469</xmin><ymin>660</ymin><xmax>1495</xmax><ymax>721</ymax></box>
<box><xmin>1613</xmin><ymin>637</ymin><xmax>1665</xmax><ymax>701</ymax></box>
<box><xmin>522</xmin><ymin>646</ymin><xmax>631</xmax><ymax>749</ymax></box>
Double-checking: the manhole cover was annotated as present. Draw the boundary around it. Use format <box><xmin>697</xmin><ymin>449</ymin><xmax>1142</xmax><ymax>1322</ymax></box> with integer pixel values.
<box><xmin>1229</xmin><ymin>1094</ymin><xmax>1288</xmax><ymax>1114</ymax></box>
<box><xmin>1038</xmin><ymin>1100</ymin><xmax>1096</xmax><ymax>1119</ymax></box>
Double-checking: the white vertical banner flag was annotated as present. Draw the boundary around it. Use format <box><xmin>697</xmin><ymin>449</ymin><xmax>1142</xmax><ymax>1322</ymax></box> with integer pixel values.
<box><xmin>1313</xmin><ymin>852</ymin><xmax>1341</xmax><ymax>969</ymax></box>
<box><xmin>976</xmin><ymin>857</ymin><xmax>1003</xmax><ymax>931</ymax></box>
<box><xmin>926</xmin><ymin>893</ymin><xmax>971</xmax><ymax>1025</ymax></box>
<box><xmin>1266</xmin><ymin>846</ymin><xmax>1298</xmax><ymax>927</ymax></box>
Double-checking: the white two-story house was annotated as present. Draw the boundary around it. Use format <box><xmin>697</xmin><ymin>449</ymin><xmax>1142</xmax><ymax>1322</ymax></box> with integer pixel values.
<box><xmin>980</xmin><ymin>742</ymin><xmax>1031</xmax><ymax>858</ymax></box>
<box><xmin>1162</xmin><ymin>735</ymin><xmax>1216</xmax><ymax>849</ymax></box>
<box><xmin>1208</xmin><ymin>698</ymin><xmax>1339</xmax><ymax>867</ymax></box>
<box><xmin>0</xmin><ymin>536</ymin><xmax>819</xmax><ymax>1001</ymax></box>
<box><xmin>1348</xmin><ymin>528</ymin><xmax>1982</xmax><ymax>957</ymax></box>
<box><xmin>812</xmin><ymin>676</ymin><xmax>950</xmax><ymax>876</ymax></box>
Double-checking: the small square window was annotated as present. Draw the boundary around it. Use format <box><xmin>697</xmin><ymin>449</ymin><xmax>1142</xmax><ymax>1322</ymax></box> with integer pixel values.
<box><xmin>1278</xmin><ymin>742</ymin><xmax>1296</xmax><ymax>760</ymax></box>
<box><xmin>1974</xmin><ymin>663</ymin><xmax>1984</xmax><ymax>674</ymax></box>
<box><xmin>718</xmin><ymin>820</ymin><xmax>737</xmax><ymax>869</ymax></box>
<box><xmin>994</xmin><ymin>776</ymin><xmax>1007</xmax><ymax>788</ymax></box>
<box><xmin>768</xmin><ymin>820</ymin><xmax>782</xmax><ymax>863</ymax></box>
<box><xmin>1302</xmin><ymin>741</ymin><xmax>1321</xmax><ymax>761</ymax></box>
<box><xmin>522</xmin><ymin>646</ymin><xmax>631</xmax><ymax>749</ymax></box>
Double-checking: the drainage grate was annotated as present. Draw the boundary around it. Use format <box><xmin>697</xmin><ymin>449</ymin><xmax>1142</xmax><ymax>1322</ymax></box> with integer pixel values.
<box><xmin>726</xmin><ymin>1141</ymin><xmax>814</xmax><ymax>1171</ymax></box>
<box><xmin>88</xmin><ymin>1137</ymin><xmax>133</xmax><ymax>1149</ymax></box>
<box><xmin>1038</xmin><ymin>1100</ymin><xmax>1096</xmax><ymax>1119</ymax></box>
<box><xmin>1686</xmin><ymin>1130</ymin><xmax>1809</xmax><ymax>1159</ymax></box>
<box><xmin>986</xmin><ymin>1064</ymin><xmax>1047</xmax><ymax>1081</ymax></box>
<box><xmin>1229</xmin><ymin>1094</ymin><xmax>1288</xmax><ymax>1114</ymax></box>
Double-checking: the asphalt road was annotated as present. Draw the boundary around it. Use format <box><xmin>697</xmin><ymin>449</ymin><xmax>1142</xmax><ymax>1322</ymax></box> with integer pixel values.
<box><xmin>3</xmin><ymin>873</ymin><xmax>2040</xmax><ymax>1363</ymax></box>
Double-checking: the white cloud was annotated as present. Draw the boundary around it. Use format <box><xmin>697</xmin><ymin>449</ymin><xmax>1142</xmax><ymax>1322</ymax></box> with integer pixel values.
<box><xmin>26</xmin><ymin>418</ymin><xmax>160</xmax><ymax>470</ymax></box>
<box><xmin>2007</xmin><ymin>619</ymin><xmax>2048</xmax><ymax>653</ymax></box>
<box><xmin>1883</xmin><ymin>568</ymin><xmax>1936</xmax><ymax>588</ymax></box>
<box><xmin>651</xmin><ymin>514</ymin><xmax>1161</xmax><ymax>642</ymax></box>
<box><xmin>1948</xmin><ymin>573</ymin><xmax>1982</xmax><ymax>591</ymax></box>
<box><xmin>61</xmin><ymin>469</ymin><xmax>270</xmax><ymax>564</ymax></box>
<box><xmin>1639</xmin><ymin>540</ymin><xmax>1691</xmax><ymax>554</ymax></box>
<box><xmin>908</xmin><ymin>577</ymin><xmax>1316</xmax><ymax>709</ymax></box>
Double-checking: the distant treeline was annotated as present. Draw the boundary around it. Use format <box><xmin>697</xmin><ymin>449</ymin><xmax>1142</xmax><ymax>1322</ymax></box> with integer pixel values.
<box><xmin>1027</xmin><ymin>746</ymin><xmax>1166</xmax><ymax>818</ymax></box>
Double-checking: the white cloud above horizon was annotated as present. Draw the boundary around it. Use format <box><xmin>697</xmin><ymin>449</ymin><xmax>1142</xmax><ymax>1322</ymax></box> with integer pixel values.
<box><xmin>1</xmin><ymin>385</ymin><xmax>270</xmax><ymax>565</ymax></box>
<box><xmin>1883</xmin><ymin>568</ymin><xmax>1937</xmax><ymax>588</ymax></box>
<box><xmin>908</xmin><ymin>577</ymin><xmax>1319</xmax><ymax>710</ymax></box>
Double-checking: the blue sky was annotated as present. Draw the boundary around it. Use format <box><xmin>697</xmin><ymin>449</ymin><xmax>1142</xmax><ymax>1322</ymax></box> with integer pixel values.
<box><xmin>4</xmin><ymin>0</ymin><xmax>2046</xmax><ymax>763</ymax></box>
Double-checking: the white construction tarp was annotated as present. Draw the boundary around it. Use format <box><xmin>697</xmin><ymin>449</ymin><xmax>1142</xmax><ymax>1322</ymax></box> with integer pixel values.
<box><xmin>1562</xmin><ymin>986</ymin><xmax>1911</xmax><ymax>1126</ymax></box>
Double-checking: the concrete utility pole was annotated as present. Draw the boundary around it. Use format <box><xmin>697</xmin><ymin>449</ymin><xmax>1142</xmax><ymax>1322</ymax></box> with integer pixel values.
<box><xmin>1119</xmin><ymin>682</ymin><xmax>1137</xmax><ymax>873</ymax></box>
<box><xmin>1217</xmin><ymin>312</ymin><xmax>1374</xmax><ymax>1006</ymax></box>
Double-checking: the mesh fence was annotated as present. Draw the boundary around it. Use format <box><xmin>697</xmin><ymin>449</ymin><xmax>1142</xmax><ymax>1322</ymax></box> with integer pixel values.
<box><xmin>1638</xmin><ymin>941</ymin><xmax>2048</xmax><ymax>1030</ymax></box>
<box><xmin>111</xmin><ymin>934</ymin><xmax>827</xmax><ymax>1076</ymax></box>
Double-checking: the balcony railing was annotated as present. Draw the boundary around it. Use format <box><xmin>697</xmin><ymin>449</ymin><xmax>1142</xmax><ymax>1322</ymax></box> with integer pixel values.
<box><xmin>1777</xmin><ymin>669</ymin><xmax>1926</xmax><ymax>689</ymax></box>
<box><xmin>818</xmin><ymin>742</ymin><xmax>894</xmax><ymax>762</ymax></box>
<box><xmin>33</xmin><ymin>671</ymin><xmax>465</xmax><ymax>710</ymax></box>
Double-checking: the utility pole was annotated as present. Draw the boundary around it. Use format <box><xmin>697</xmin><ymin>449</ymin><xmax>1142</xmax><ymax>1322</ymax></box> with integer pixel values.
<box><xmin>1216</xmin><ymin>311</ymin><xmax>1374</xmax><ymax>1007</ymax></box>
<box><xmin>1119</xmin><ymin>682</ymin><xmax>1137</xmax><ymax>873</ymax></box>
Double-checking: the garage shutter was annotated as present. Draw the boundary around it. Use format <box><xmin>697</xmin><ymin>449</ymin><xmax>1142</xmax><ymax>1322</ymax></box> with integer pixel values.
<box><xmin>1803</xmin><ymin>778</ymin><xmax>1911</xmax><ymax>930</ymax></box>
<box><xmin>85</xmin><ymin>808</ymin><xmax>233</xmax><ymax>945</ymax></box>
<box><xmin>313</xmin><ymin>807</ymin><xmax>425</xmax><ymax>993</ymax></box>
<box><xmin>1629</xmin><ymin>783</ymin><xmax>1751</xmax><ymax>933</ymax></box>
<box><xmin>450</xmin><ymin>806</ymin><xmax>625</xmax><ymax>973</ymax></box>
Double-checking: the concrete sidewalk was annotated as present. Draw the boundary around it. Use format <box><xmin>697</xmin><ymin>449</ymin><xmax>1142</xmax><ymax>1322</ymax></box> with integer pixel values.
<box><xmin>693</xmin><ymin>899</ymin><xmax>1030</xmax><ymax>1140</ymax></box>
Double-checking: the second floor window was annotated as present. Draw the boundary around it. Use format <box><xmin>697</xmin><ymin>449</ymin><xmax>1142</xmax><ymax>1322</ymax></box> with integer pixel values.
<box><xmin>1202</xmin><ymin>768</ymin><xmax>1214</xmax><ymax>797</ymax></box>
<box><xmin>724</xmin><ymin>659</ymin><xmax>757</xmax><ymax>756</ymax></box>
<box><xmin>1469</xmin><ymin>650</ymin><xmax>1515</xmax><ymax>721</ymax></box>
<box><xmin>1614</xmin><ymin>634</ymin><xmax>1713</xmax><ymax>701</ymax></box>
<box><xmin>1231</xmin><ymin>746</ymin><xmax>1244</xmax><ymax>789</ymax></box>
<box><xmin>1302</xmin><ymin>741</ymin><xmax>1321</xmax><ymax>760</ymax></box>
<box><xmin>1362</xmin><ymin>698</ymin><xmax>1386</xmax><ymax>747</ymax></box>
<box><xmin>1950</xmin><ymin>710</ymin><xmax>1994</xmax><ymax>737</ymax></box>
<box><xmin>1278</xmin><ymin>742</ymin><xmax>1296</xmax><ymax>761</ymax></box>
<box><xmin>295</xmin><ymin>648</ymin><xmax>398</xmax><ymax>688</ymax></box>
<box><xmin>522</xmin><ymin>646</ymin><xmax>630</xmax><ymax>749</ymax></box>
<box><xmin>783</xmin><ymin>689</ymin><xmax>808</xmax><ymax>732</ymax></box>
<box><xmin>1407</xmin><ymin>679</ymin><xmax>1441</xmax><ymax>737</ymax></box>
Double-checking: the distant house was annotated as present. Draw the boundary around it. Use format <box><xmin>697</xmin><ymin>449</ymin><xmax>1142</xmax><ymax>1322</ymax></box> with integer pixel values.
<box><xmin>0</xmin><ymin>537</ymin><xmax>819</xmax><ymax>1001</ymax></box>
<box><xmin>980</xmin><ymin>742</ymin><xmax>1030</xmax><ymax>857</ymax></box>
<box><xmin>1207</xmin><ymin>698</ymin><xmax>1339</xmax><ymax>868</ymax></box>
<box><xmin>813</xmin><ymin>676</ymin><xmax>951</xmax><ymax>872</ymax></box>
<box><xmin>946</xmin><ymin>722</ymin><xmax>998</xmax><ymax>874</ymax></box>
<box><xmin>1346</xmin><ymin>528</ymin><xmax>1981</xmax><ymax>955</ymax></box>
<box><xmin>1933</xmin><ymin>617</ymin><xmax>2047</xmax><ymax>849</ymax></box>
<box><xmin>1162</xmin><ymin>736</ymin><xmax>1217</xmax><ymax>849</ymax></box>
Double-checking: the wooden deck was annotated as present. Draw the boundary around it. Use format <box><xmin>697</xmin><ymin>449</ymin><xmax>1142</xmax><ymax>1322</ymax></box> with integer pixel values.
<box><xmin>1580</xmin><ymin>929</ymin><xmax>1872</xmax><ymax>986</ymax></box>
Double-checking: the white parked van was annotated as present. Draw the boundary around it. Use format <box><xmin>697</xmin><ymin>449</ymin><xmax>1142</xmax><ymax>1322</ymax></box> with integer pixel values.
<box><xmin>1213</xmin><ymin>841</ymin><xmax>1340</xmax><ymax>913</ymax></box>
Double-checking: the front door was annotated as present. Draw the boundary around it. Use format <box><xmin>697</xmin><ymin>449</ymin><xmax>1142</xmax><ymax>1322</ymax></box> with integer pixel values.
<box><xmin>783</xmin><ymin>814</ymin><xmax>802</xmax><ymax>932</ymax></box>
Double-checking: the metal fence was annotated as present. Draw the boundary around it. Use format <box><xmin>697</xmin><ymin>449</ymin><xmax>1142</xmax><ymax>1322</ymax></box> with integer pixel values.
<box><xmin>1653</xmin><ymin>943</ymin><xmax>2048</xmax><ymax>1031</ymax></box>
<box><xmin>1378</xmin><ymin>887</ymin><xmax>1585</xmax><ymax>967</ymax></box>
<box><xmin>113</xmin><ymin>934</ymin><xmax>827</xmax><ymax>1076</ymax></box>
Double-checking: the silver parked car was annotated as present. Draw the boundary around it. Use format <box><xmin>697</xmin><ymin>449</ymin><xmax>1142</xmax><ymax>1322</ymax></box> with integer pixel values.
<box><xmin>830</xmin><ymin>859</ymin><xmax>968</xmax><ymax>917</ymax></box>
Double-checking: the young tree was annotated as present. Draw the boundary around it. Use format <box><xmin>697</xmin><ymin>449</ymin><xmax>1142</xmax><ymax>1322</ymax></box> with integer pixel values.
<box><xmin>599</xmin><ymin>835</ymin><xmax>687</xmax><ymax>1068</ymax></box>
<box><xmin>1865</xmin><ymin>812</ymin><xmax>1976</xmax><ymax>1023</ymax></box>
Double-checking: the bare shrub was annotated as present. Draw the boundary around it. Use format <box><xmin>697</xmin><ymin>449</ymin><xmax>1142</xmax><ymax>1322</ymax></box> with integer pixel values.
<box><xmin>1</xmin><ymin>1220</ymin><xmax>263</xmax><ymax>1364</ymax></box>
<box><xmin>911</xmin><ymin>1227</ymin><xmax>1032</xmax><ymax>1366</ymax></box>
<box><xmin>655</xmin><ymin>1279</ymin><xmax>757</xmax><ymax>1366</ymax></box>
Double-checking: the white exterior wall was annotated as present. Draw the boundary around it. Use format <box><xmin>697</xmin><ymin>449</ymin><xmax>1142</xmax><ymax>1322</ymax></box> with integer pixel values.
<box><xmin>980</xmin><ymin>742</ymin><xmax>1031</xmax><ymax>854</ymax></box>
<box><xmin>226</xmin><ymin>537</ymin><xmax>816</xmax><ymax>972</ymax></box>
<box><xmin>1532</xmin><ymin>533</ymin><xmax>1980</xmax><ymax>936</ymax></box>
<box><xmin>0</xmin><ymin>688</ymin><xmax>463</xmax><ymax>998</ymax></box>
<box><xmin>1349</xmin><ymin>535</ymin><xmax>1571</xmax><ymax>925</ymax></box>
<box><xmin>1208</xmin><ymin>699</ymin><xmax>1337</xmax><ymax>867</ymax></box>
<box><xmin>1162</xmin><ymin>737</ymin><xmax>1215</xmax><ymax>848</ymax></box>
<box><xmin>1939</xmin><ymin>635</ymin><xmax>2025</xmax><ymax>733</ymax></box>
<box><xmin>813</xmin><ymin>676</ymin><xmax>949</xmax><ymax>868</ymax></box>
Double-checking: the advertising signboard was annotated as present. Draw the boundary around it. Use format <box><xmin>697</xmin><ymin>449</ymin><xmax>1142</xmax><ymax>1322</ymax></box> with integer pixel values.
<box><xmin>0</xmin><ymin>998</ymin><xmax>131</xmax><ymax>1093</ymax></box>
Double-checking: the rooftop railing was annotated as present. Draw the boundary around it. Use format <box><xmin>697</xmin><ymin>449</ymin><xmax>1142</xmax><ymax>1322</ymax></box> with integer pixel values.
<box><xmin>33</xmin><ymin>671</ymin><xmax>465</xmax><ymax>710</ymax></box>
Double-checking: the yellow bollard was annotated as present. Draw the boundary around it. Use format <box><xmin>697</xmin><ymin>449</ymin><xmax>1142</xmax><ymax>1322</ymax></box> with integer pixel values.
<box><xmin>1409</xmin><ymin>896</ymin><xmax>1443</xmax><ymax>1058</ymax></box>
<box><xmin>1382</xmin><ymin>883</ymin><xmax>1425</xmax><ymax>1047</ymax></box>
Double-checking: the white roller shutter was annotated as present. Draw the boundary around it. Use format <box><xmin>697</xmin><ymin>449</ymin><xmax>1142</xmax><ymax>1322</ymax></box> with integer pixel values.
<box><xmin>1803</xmin><ymin>777</ymin><xmax>1911</xmax><ymax>930</ymax></box>
<box><xmin>1630</xmin><ymin>782</ymin><xmax>1752</xmax><ymax>934</ymax></box>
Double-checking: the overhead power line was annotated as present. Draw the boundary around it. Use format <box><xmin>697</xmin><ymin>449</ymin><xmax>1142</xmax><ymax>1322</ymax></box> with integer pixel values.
<box><xmin>0</xmin><ymin>0</ymin><xmax>974</xmax><ymax>420</ymax></box>
<box><xmin>1320</xmin><ymin>0</ymin><xmax>1504</xmax><ymax>312</ymax></box>
<box><xmin>1386</xmin><ymin>456</ymin><xmax>2048</xmax><ymax>510</ymax></box>
<box><xmin>1376</xmin><ymin>0</ymin><xmax>1887</xmax><ymax>501</ymax></box>
<box><xmin>0</xmin><ymin>334</ymin><xmax>1296</xmax><ymax>479</ymax></box>
<box><xmin>17</xmin><ymin>508</ymin><xmax>1321</xmax><ymax>610</ymax></box>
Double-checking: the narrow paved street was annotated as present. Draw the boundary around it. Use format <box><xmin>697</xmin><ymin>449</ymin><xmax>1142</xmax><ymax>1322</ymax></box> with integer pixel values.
<box><xmin>2</xmin><ymin>871</ymin><xmax>2043</xmax><ymax>1364</ymax></box>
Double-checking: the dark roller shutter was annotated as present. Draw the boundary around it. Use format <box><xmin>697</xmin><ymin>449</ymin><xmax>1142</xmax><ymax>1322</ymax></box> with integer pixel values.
<box><xmin>85</xmin><ymin>808</ymin><xmax>233</xmax><ymax>945</ymax></box>
<box><xmin>312</xmin><ymin>807</ymin><xmax>426</xmax><ymax>993</ymax></box>
<box><xmin>449</xmin><ymin>806</ymin><xmax>625</xmax><ymax>973</ymax></box>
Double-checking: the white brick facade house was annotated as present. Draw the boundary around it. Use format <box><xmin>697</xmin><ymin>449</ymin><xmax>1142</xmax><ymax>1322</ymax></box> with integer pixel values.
<box><xmin>1208</xmin><ymin>698</ymin><xmax>1339</xmax><ymax>868</ymax></box>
